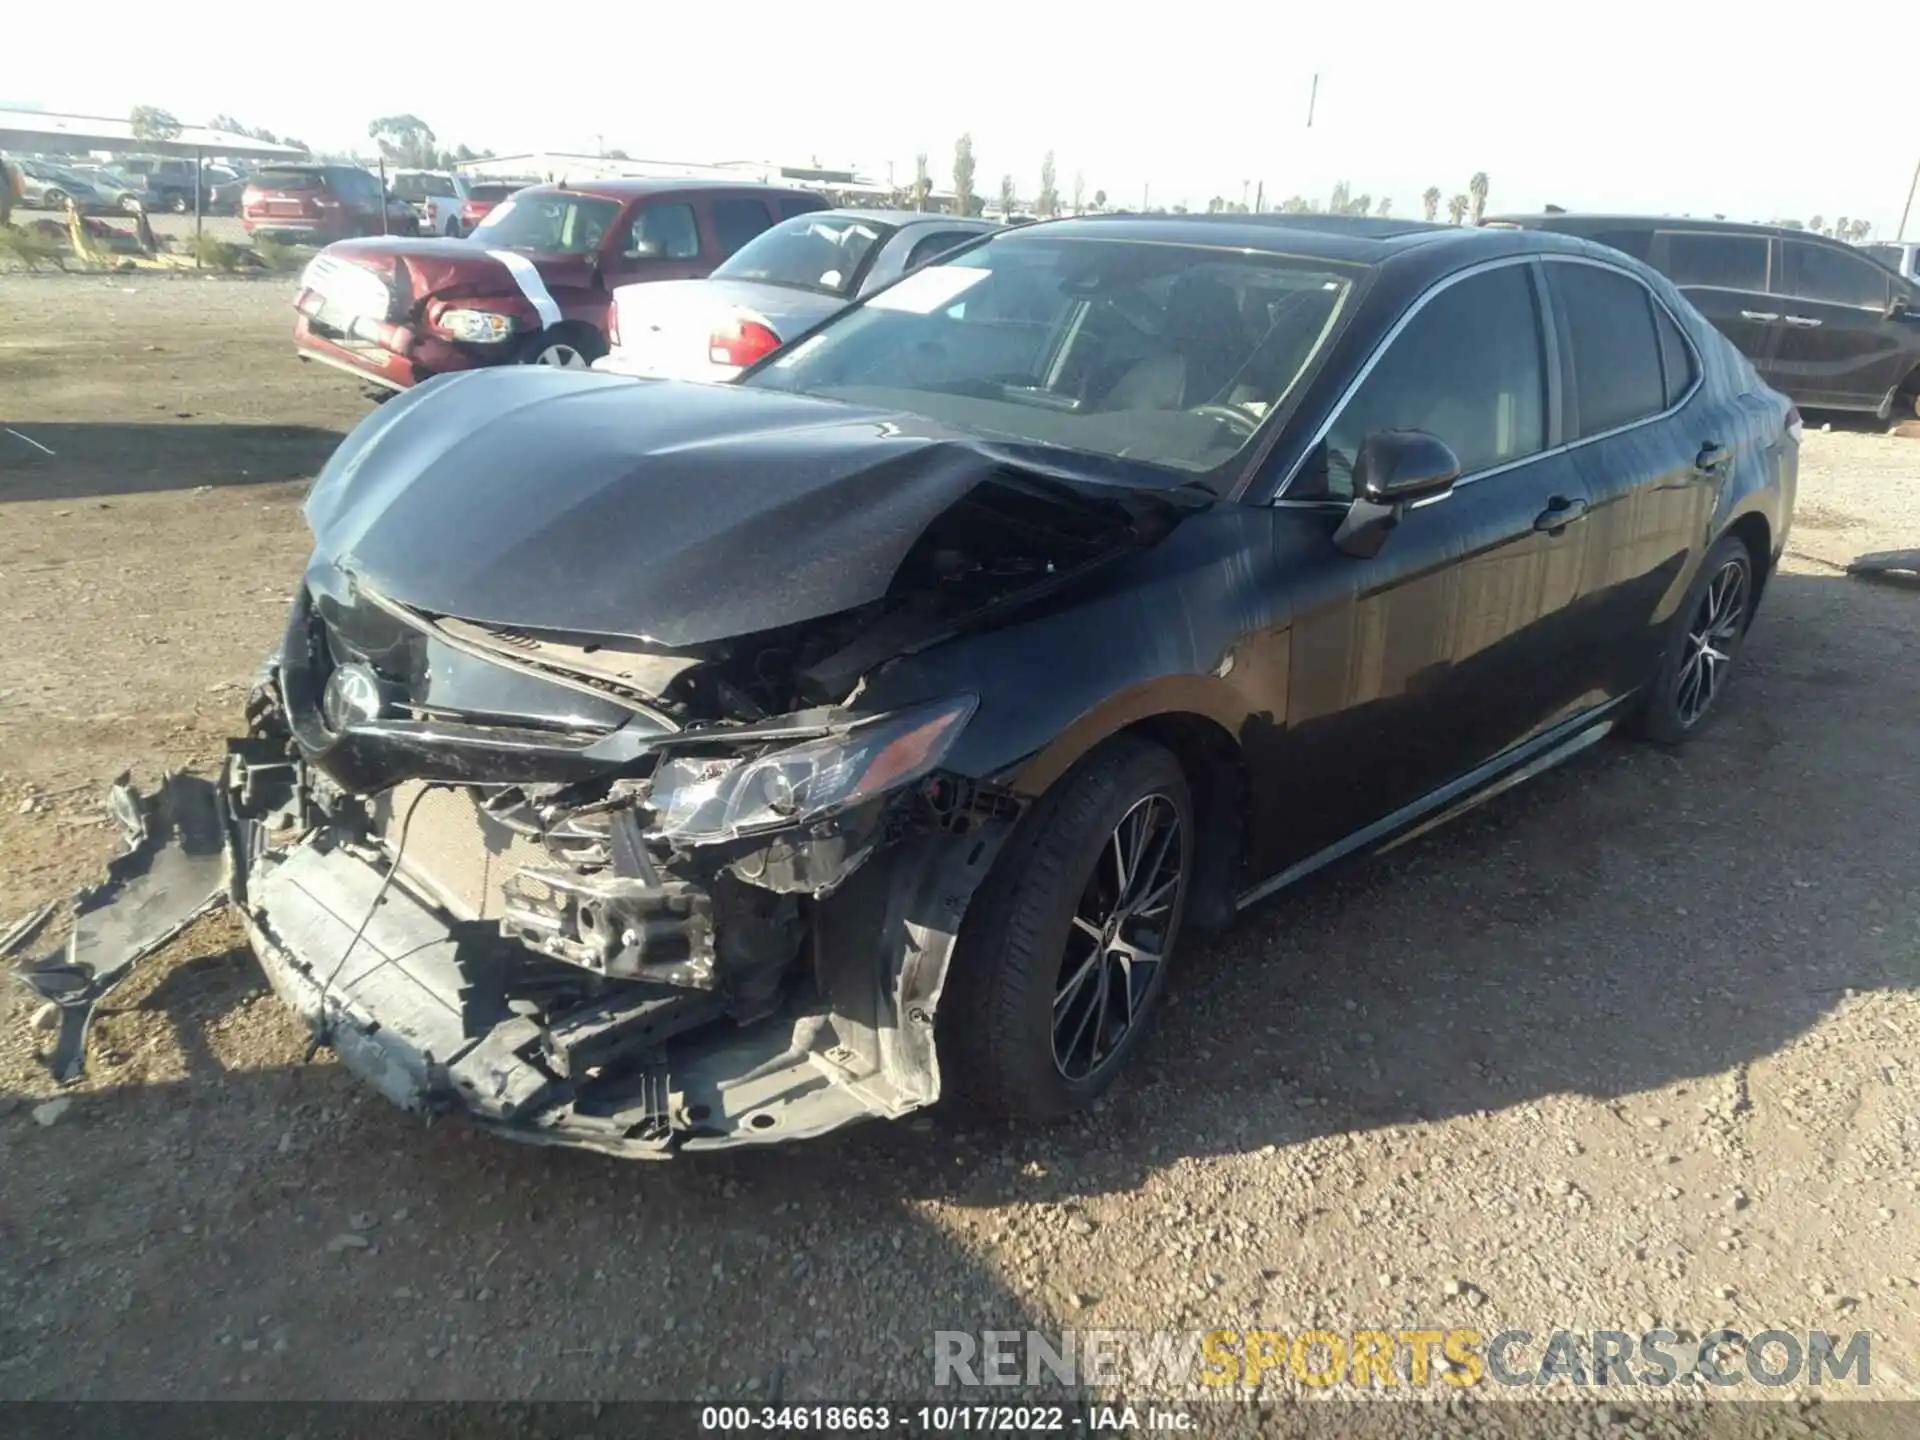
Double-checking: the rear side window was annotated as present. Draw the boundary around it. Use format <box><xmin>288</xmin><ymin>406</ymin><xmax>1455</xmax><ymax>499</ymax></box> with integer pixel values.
<box><xmin>1551</xmin><ymin>263</ymin><xmax>1668</xmax><ymax>437</ymax></box>
<box><xmin>903</xmin><ymin>229</ymin><xmax>983</xmax><ymax>271</ymax></box>
<box><xmin>1318</xmin><ymin>264</ymin><xmax>1547</xmax><ymax>495</ymax></box>
<box><xmin>778</xmin><ymin>195</ymin><xmax>826</xmax><ymax>220</ymax></box>
<box><xmin>712</xmin><ymin>198</ymin><xmax>774</xmax><ymax>257</ymax></box>
<box><xmin>622</xmin><ymin>202</ymin><xmax>700</xmax><ymax>259</ymax></box>
<box><xmin>1783</xmin><ymin>241</ymin><xmax>1893</xmax><ymax>309</ymax></box>
<box><xmin>1661</xmin><ymin>232</ymin><xmax>1768</xmax><ymax>291</ymax></box>
<box><xmin>1654</xmin><ymin>304</ymin><xmax>1696</xmax><ymax>409</ymax></box>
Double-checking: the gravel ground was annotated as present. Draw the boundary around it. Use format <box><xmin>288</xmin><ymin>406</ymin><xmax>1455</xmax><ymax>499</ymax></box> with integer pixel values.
<box><xmin>0</xmin><ymin>277</ymin><xmax>1916</xmax><ymax>1435</ymax></box>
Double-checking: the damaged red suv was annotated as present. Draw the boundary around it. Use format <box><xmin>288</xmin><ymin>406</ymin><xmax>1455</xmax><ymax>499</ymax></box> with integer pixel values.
<box><xmin>292</xmin><ymin>178</ymin><xmax>828</xmax><ymax>393</ymax></box>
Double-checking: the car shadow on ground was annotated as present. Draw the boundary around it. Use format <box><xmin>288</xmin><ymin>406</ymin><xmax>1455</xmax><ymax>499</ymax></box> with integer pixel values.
<box><xmin>3</xmin><ymin>569</ymin><xmax>1914</xmax><ymax>1400</ymax></box>
<box><xmin>0</xmin><ymin>422</ymin><xmax>343</xmax><ymax>502</ymax></box>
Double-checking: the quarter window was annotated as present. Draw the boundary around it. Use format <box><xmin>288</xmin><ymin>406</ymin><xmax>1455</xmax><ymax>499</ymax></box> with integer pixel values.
<box><xmin>1654</xmin><ymin>303</ymin><xmax>1696</xmax><ymax>410</ymax></box>
<box><xmin>1660</xmin><ymin>232</ymin><xmax>1768</xmax><ymax>292</ymax></box>
<box><xmin>903</xmin><ymin>229</ymin><xmax>983</xmax><ymax>271</ymax></box>
<box><xmin>1551</xmin><ymin>263</ymin><xmax>1668</xmax><ymax>437</ymax></box>
<box><xmin>1316</xmin><ymin>264</ymin><xmax>1547</xmax><ymax>497</ymax></box>
<box><xmin>712</xmin><ymin>198</ymin><xmax>774</xmax><ymax>257</ymax></box>
<box><xmin>1782</xmin><ymin>241</ymin><xmax>1893</xmax><ymax>309</ymax></box>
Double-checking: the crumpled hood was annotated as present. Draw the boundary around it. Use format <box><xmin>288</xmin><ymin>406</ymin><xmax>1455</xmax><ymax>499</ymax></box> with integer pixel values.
<box><xmin>302</xmin><ymin>368</ymin><xmax>1132</xmax><ymax>648</ymax></box>
<box><xmin>318</xmin><ymin>236</ymin><xmax>592</xmax><ymax>308</ymax></box>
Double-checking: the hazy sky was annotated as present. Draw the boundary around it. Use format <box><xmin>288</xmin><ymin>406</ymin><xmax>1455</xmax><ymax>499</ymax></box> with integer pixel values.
<box><xmin>14</xmin><ymin>1</ymin><xmax>1918</xmax><ymax>236</ymax></box>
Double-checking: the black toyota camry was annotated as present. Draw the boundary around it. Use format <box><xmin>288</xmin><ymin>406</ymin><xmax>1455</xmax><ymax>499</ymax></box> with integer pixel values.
<box><xmin>217</xmin><ymin>213</ymin><xmax>1796</xmax><ymax>1154</ymax></box>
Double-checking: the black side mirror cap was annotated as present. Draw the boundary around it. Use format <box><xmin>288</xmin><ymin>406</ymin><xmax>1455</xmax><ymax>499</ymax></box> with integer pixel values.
<box><xmin>1333</xmin><ymin>429</ymin><xmax>1461</xmax><ymax>559</ymax></box>
<box><xmin>1354</xmin><ymin>428</ymin><xmax>1461</xmax><ymax>504</ymax></box>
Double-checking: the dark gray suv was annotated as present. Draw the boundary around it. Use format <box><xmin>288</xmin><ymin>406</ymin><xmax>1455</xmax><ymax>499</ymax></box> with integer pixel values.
<box><xmin>1489</xmin><ymin>214</ymin><xmax>1920</xmax><ymax>419</ymax></box>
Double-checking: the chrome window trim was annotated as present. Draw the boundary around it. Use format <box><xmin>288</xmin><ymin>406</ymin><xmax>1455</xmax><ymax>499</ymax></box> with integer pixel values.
<box><xmin>1271</xmin><ymin>251</ymin><xmax>1705</xmax><ymax>503</ymax></box>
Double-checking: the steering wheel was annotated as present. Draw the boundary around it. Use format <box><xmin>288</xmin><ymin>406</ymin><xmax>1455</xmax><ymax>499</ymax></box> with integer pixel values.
<box><xmin>1187</xmin><ymin>402</ymin><xmax>1263</xmax><ymax>439</ymax></box>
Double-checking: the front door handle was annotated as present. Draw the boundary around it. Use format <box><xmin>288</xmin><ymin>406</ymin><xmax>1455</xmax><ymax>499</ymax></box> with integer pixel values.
<box><xmin>1533</xmin><ymin>496</ymin><xmax>1589</xmax><ymax>533</ymax></box>
<box><xmin>1783</xmin><ymin>315</ymin><xmax>1823</xmax><ymax>328</ymax></box>
<box><xmin>1696</xmin><ymin>441</ymin><xmax>1731</xmax><ymax>473</ymax></box>
<box><xmin>1740</xmin><ymin>310</ymin><xmax>1781</xmax><ymax>322</ymax></box>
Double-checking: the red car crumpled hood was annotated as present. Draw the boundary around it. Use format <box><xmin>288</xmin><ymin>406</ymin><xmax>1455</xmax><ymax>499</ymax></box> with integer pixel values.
<box><xmin>318</xmin><ymin>237</ymin><xmax>590</xmax><ymax>313</ymax></box>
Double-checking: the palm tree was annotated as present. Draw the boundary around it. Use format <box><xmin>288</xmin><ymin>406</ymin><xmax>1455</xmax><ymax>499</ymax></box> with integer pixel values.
<box><xmin>1468</xmin><ymin>171</ymin><xmax>1490</xmax><ymax>225</ymax></box>
<box><xmin>1422</xmin><ymin>186</ymin><xmax>1441</xmax><ymax>223</ymax></box>
<box><xmin>1447</xmin><ymin>194</ymin><xmax>1469</xmax><ymax>225</ymax></box>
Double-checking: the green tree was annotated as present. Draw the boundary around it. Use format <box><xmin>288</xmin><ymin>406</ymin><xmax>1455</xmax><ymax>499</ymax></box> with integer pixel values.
<box><xmin>1834</xmin><ymin>214</ymin><xmax>1851</xmax><ymax>240</ymax></box>
<box><xmin>1036</xmin><ymin>150</ymin><xmax>1059</xmax><ymax>218</ymax></box>
<box><xmin>1809</xmin><ymin>214</ymin><xmax>1825</xmax><ymax>235</ymax></box>
<box><xmin>911</xmin><ymin>152</ymin><xmax>930</xmax><ymax>212</ymax></box>
<box><xmin>1071</xmin><ymin>172</ymin><xmax>1086</xmax><ymax>215</ymax></box>
<box><xmin>1092</xmin><ymin>188</ymin><xmax>1106</xmax><ymax>209</ymax></box>
<box><xmin>1377</xmin><ymin>196</ymin><xmax>1394</xmax><ymax>218</ymax></box>
<box><xmin>368</xmin><ymin>114</ymin><xmax>438</xmax><ymax>169</ymax></box>
<box><xmin>1328</xmin><ymin>179</ymin><xmax>1351</xmax><ymax>215</ymax></box>
<box><xmin>952</xmin><ymin>133</ymin><xmax>977</xmax><ymax>220</ymax></box>
<box><xmin>1422</xmin><ymin>186</ymin><xmax>1441</xmax><ymax>222</ymax></box>
<box><xmin>130</xmin><ymin>106</ymin><xmax>182</xmax><ymax>143</ymax></box>
<box><xmin>1278</xmin><ymin>195</ymin><xmax>1312</xmax><ymax>214</ymax></box>
<box><xmin>1447</xmin><ymin>193</ymin><xmax>1470</xmax><ymax>224</ymax></box>
<box><xmin>1468</xmin><ymin>171</ymin><xmax>1490</xmax><ymax>225</ymax></box>
<box><xmin>999</xmin><ymin>174</ymin><xmax>1017</xmax><ymax>217</ymax></box>
<box><xmin>1349</xmin><ymin>192</ymin><xmax>1372</xmax><ymax>217</ymax></box>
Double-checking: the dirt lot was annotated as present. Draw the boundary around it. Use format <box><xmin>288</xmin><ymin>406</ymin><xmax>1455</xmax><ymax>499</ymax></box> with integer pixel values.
<box><xmin>1</xmin><ymin>277</ymin><xmax>1917</xmax><ymax>1432</ymax></box>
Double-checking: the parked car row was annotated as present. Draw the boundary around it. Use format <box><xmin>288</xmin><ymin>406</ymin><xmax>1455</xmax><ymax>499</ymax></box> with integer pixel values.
<box><xmin>208</xmin><ymin>212</ymin><xmax>1796</xmax><ymax>1155</ymax></box>
<box><xmin>290</xmin><ymin>177</ymin><xmax>832</xmax><ymax>390</ymax></box>
<box><xmin>1490</xmin><ymin>214</ymin><xmax>1920</xmax><ymax>419</ymax></box>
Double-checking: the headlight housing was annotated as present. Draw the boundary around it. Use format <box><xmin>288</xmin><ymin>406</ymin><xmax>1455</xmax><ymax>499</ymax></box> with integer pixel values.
<box><xmin>439</xmin><ymin>308</ymin><xmax>517</xmax><ymax>343</ymax></box>
<box><xmin>646</xmin><ymin>696</ymin><xmax>977</xmax><ymax>843</ymax></box>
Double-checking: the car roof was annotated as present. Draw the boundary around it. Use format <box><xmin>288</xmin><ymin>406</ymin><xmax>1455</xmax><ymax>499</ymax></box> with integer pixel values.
<box><xmin>997</xmin><ymin>212</ymin><xmax>1560</xmax><ymax>266</ymax></box>
<box><xmin>540</xmin><ymin>177</ymin><xmax>824</xmax><ymax>201</ymax></box>
<box><xmin>799</xmin><ymin>208</ymin><xmax>999</xmax><ymax>228</ymax></box>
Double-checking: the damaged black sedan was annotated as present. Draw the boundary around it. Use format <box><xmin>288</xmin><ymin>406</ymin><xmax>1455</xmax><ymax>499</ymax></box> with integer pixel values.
<box><xmin>214</xmin><ymin>214</ymin><xmax>1795</xmax><ymax>1154</ymax></box>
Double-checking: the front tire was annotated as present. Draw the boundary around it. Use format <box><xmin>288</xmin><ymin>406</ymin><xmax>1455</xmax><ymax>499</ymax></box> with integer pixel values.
<box><xmin>168</xmin><ymin>193</ymin><xmax>189</xmax><ymax>214</ymax></box>
<box><xmin>517</xmin><ymin>325</ymin><xmax>605</xmax><ymax>370</ymax></box>
<box><xmin>940</xmin><ymin>735</ymin><xmax>1194</xmax><ymax>1120</ymax></box>
<box><xmin>1630</xmin><ymin>534</ymin><xmax>1756</xmax><ymax>745</ymax></box>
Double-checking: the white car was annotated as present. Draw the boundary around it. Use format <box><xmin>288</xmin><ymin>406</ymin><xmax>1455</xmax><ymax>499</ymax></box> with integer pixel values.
<box><xmin>593</xmin><ymin>209</ymin><xmax>997</xmax><ymax>384</ymax></box>
<box><xmin>390</xmin><ymin>170</ymin><xmax>470</xmax><ymax>236</ymax></box>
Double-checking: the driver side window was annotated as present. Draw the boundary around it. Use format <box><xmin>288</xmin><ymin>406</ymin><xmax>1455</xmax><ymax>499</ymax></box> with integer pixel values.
<box><xmin>1312</xmin><ymin>265</ymin><xmax>1547</xmax><ymax>499</ymax></box>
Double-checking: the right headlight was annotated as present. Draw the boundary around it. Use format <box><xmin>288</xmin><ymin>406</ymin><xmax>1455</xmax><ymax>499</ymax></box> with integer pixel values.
<box><xmin>439</xmin><ymin>308</ymin><xmax>518</xmax><ymax>343</ymax></box>
<box><xmin>646</xmin><ymin>696</ymin><xmax>977</xmax><ymax>843</ymax></box>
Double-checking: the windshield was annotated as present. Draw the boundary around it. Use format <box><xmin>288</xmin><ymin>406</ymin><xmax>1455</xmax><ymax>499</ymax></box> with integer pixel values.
<box><xmin>471</xmin><ymin>193</ymin><xmax>619</xmax><ymax>254</ymax></box>
<box><xmin>399</xmin><ymin>172</ymin><xmax>458</xmax><ymax>197</ymax></box>
<box><xmin>255</xmin><ymin>168</ymin><xmax>323</xmax><ymax>192</ymax></box>
<box><xmin>470</xmin><ymin>183</ymin><xmax>518</xmax><ymax>202</ymax></box>
<box><xmin>713</xmin><ymin>214</ymin><xmax>894</xmax><ymax>296</ymax></box>
<box><xmin>746</xmin><ymin>236</ymin><xmax>1356</xmax><ymax>474</ymax></box>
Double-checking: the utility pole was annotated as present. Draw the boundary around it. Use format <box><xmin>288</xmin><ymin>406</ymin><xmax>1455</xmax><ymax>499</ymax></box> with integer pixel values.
<box><xmin>1900</xmin><ymin>154</ymin><xmax>1920</xmax><ymax>241</ymax></box>
<box><xmin>1307</xmin><ymin>73</ymin><xmax>1319</xmax><ymax>128</ymax></box>
<box><xmin>1254</xmin><ymin>180</ymin><xmax>1264</xmax><ymax>213</ymax></box>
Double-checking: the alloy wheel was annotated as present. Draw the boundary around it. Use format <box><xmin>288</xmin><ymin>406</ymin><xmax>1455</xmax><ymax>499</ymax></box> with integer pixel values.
<box><xmin>534</xmin><ymin>343</ymin><xmax>588</xmax><ymax>369</ymax></box>
<box><xmin>1051</xmin><ymin>793</ymin><xmax>1185</xmax><ymax>1082</ymax></box>
<box><xmin>1675</xmin><ymin>557</ymin><xmax>1748</xmax><ymax>728</ymax></box>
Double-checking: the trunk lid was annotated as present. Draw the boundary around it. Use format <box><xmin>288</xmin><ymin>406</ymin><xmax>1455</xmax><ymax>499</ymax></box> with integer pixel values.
<box><xmin>608</xmin><ymin>279</ymin><xmax>844</xmax><ymax>381</ymax></box>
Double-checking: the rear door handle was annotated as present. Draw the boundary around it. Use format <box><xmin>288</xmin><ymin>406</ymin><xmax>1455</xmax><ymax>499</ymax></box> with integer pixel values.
<box><xmin>1533</xmin><ymin>496</ymin><xmax>1589</xmax><ymax>533</ymax></box>
<box><xmin>1783</xmin><ymin>315</ymin><xmax>1823</xmax><ymax>328</ymax></box>
<box><xmin>1696</xmin><ymin>441</ymin><xmax>1731</xmax><ymax>473</ymax></box>
<box><xmin>1740</xmin><ymin>310</ymin><xmax>1781</xmax><ymax>322</ymax></box>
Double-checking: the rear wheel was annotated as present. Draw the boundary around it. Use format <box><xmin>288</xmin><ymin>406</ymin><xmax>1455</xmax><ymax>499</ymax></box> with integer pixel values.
<box><xmin>168</xmin><ymin>192</ymin><xmax>190</xmax><ymax>214</ymax></box>
<box><xmin>518</xmin><ymin>325</ymin><xmax>605</xmax><ymax>370</ymax></box>
<box><xmin>940</xmin><ymin>736</ymin><xmax>1193</xmax><ymax>1120</ymax></box>
<box><xmin>1630</xmin><ymin>534</ymin><xmax>1756</xmax><ymax>745</ymax></box>
<box><xmin>42</xmin><ymin>188</ymin><xmax>68</xmax><ymax>210</ymax></box>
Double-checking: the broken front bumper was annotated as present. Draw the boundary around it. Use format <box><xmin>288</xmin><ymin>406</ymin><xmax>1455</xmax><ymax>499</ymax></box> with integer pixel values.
<box><xmin>226</xmin><ymin>752</ymin><xmax>1005</xmax><ymax>1156</ymax></box>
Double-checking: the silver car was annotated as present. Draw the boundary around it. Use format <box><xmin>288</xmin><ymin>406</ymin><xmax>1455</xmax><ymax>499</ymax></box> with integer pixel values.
<box><xmin>17</xmin><ymin>160</ymin><xmax>118</xmax><ymax>214</ymax></box>
<box><xmin>594</xmin><ymin>209</ymin><xmax>1000</xmax><ymax>383</ymax></box>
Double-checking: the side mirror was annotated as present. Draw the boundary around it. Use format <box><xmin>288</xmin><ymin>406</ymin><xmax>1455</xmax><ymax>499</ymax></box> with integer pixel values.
<box><xmin>1885</xmin><ymin>292</ymin><xmax>1908</xmax><ymax>321</ymax></box>
<box><xmin>1354</xmin><ymin>428</ymin><xmax>1461</xmax><ymax>504</ymax></box>
<box><xmin>1333</xmin><ymin>429</ymin><xmax>1461</xmax><ymax>559</ymax></box>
